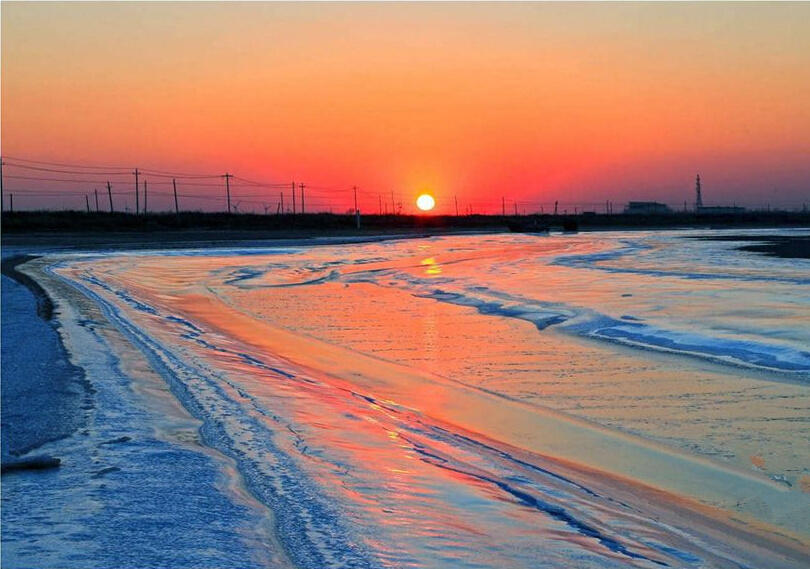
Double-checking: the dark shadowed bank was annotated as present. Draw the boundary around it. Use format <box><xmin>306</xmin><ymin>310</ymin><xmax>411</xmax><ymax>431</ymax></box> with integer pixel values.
<box><xmin>2</xmin><ymin>256</ymin><xmax>54</xmax><ymax>319</ymax></box>
<box><xmin>1</xmin><ymin>256</ymin><xmax>90</xmax><ymax>464</ymax></box>
<box><xmin>689</xmin><ymin>234</ymin><xmax>810</xmax><ymax>259</ymax></box>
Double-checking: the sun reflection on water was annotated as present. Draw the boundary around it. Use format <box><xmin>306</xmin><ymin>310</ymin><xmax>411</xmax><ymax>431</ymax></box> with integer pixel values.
<box><xmin>421</xmin><ymin>257</ymin><xmax>442</xmax><ymax>275</ymax></box>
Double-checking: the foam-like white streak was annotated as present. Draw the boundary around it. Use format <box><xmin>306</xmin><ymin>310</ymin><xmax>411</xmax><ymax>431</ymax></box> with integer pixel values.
<box><xmin>341</xmin><ymin>265</ymin><xmax>810</xmax><ymax>376</ymax></box>
<box><xmin>54</xmin><ymin>267</ymin><xmax>379</xmax><ymax>569</ymax></box>
<box><xmin>568</xmin><ymin>316</ymin><xmax>810</xmax><ymax>374</ymax></box>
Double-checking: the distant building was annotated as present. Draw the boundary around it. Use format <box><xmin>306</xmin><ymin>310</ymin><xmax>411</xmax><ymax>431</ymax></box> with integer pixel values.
<box><xmin>624</xmin><ymin>201</ymin><xmax>672</xmax><ymax>214</ymax></box>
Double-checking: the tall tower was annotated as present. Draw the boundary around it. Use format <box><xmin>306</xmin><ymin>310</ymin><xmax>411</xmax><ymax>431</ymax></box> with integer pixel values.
<box><xmin>695</xmin><ymin>174</ymin><xmax>703</xmax><ymax>209</ymax></box>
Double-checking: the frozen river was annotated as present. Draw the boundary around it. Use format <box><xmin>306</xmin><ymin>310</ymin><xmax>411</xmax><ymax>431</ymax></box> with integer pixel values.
<box><xmin>3</xmin><ymin>229</ymin><xmax>809</xmax><ymax>568</ymax></box>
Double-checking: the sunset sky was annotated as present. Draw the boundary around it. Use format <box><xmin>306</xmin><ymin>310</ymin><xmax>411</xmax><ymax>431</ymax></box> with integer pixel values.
<box><xmin>2</xmin><ymin>2</ymin><xmax>809</xmax><ymax>213</ymax></box>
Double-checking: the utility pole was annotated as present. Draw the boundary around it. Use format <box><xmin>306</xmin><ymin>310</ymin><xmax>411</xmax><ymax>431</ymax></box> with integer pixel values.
<box><xmin>514</xmin><ymin>201</ymin><xmax>518</xmax><ymax>216</ymax></box>
<box><xmin>173</xmin><ymin>178</ymin><xmax>179</xmax><ymax>214</ymax></box>
<box><xmin>9</xmin><ymin>193</ymin><xmax>13</xmax><ymax>213</ymax></box>
<box><xmin>0</xmin><ymin>156</ymin><xmax>4</xmax><ymax>213</ymax></box>
<box><xmin>224</xmin><ymin>173</ymin><xmax>232</xmax><ymax>213</ymax></box>
<box><xmin>300</xmin><ymin>183</ymin><xmax>305</xmax><ymax>214</ymax></box>
<box><xmin>554</xmin><ymin>200</ymin><xmax>558</xmax><ymax>215</ymax></box>
<box><xmin>107</xmin><ymin>181</ymin><xmax>114</xmax><ymax>213</ymax></box>
<box><xmin>379</xmin><ymin>194</ymin><xmax>382</xmax><ymax>215</ymax></box>
<box><xmin>85</xmin><ymin>194</ymin><xmax>90</xmax><ymax>213</ymax></box>
<box><xmin>95</xmin><ymin>189</ymin><xmax>100</xmax><ymax>212</ymax></box>
<box><xmin>352</xmin><ymin>186</ymin><xmax>360</xmax><ymax>229</ymax></box>
<box><xmin>280</xmin><ymin>191</ymin><xmax>284</xmax><ymax>214</ymax></box>
<box><xmin>143</xmin><ymin>179</ymin><xmax>148</xmax><ymax>213</ymax></box>
<box><xmin>455</xmin><ymin>195</ymin><xmax>459</xmax><ymax>216</ymax></box>
<box><xmin>354</xmin><ymin>186</ymin><xmax>360</xmax><ymax>229</ymax></box>
<box><xmin>390</xmin><ymin>191</ymin><xmax>395</xmax><ymax>216</ymax></box>
<box><xmin>502</xmin><ymin>196</ymin><xmax>506</xmax><ymax>216</ymax></box>
<box><xmin>291</xmin><ymin>181</ymin><xmax>296</xmax><ymax>215</ymax></box>
<box><xmin>133</xmin><ymin>168</ymin><xmax>139</xmax><ymax>214</ymax></box>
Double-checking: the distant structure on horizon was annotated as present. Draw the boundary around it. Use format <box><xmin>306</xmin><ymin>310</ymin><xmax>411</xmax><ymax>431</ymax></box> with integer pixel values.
<box><xmin>624</xmin><ymin>201</ymin><xmax>672</xmax><ymax>215</ymax></box>
<box><xmin>621</xmin><ymin>174</ymin><xmax>751</xmax><ymax>215</ymax></box>
<box><xmin>693</xmin><ymin>173</ymin><xmax>747</xmax><ymax>214</ymax></box>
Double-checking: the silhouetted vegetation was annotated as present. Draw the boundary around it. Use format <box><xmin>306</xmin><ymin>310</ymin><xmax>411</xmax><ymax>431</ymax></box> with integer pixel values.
<box><xmin>2</xmin><ymin>209</ymin><xmax>809</xmax><ymax>235</ymax></box>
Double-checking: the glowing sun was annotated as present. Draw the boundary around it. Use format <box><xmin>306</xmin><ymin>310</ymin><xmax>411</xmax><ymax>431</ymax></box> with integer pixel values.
<box><xmin>416</xmin><ymin>193</ymin><xmax>436</xmax><ymax>211</ymax></box>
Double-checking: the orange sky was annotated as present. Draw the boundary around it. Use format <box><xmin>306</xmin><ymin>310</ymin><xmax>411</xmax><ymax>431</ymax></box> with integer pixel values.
<box><xmin>2</xmin><ymin>2</ymin><xmax>809</xmax><ymax>213</ymax></box>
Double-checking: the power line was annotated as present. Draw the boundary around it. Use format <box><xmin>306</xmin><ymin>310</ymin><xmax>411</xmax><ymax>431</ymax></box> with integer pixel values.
<box><xmin>4</xmin><ymin>174</ymin><xmax>116</xmax><ymax>184</ymax></box>
<box><xmin>1</xmin><ymin>155</ymin><xmax>131</xmax><ymax>170</ymax></box>
<box><xmin>140</xmin><ymin>169</ymin><xmax>221</xmax><ymax>180</ymax></box>
<box><xmin>7</xmin><ymin>155</ymin><xmax>802</xmax><ymax>213</ymax></box>
<box><xmin>2</xmin><ymin>188</ymin><xmax>133</xmax><ymax>196</ymax></box>
<box><xmin>4</xmin><ymin>156</ymin><xmax>409</xmax><ymax>212</ymax></box>
<box><xmin>232</xmin><ymin>175</ymin><xmax>289</xmax><ymax>188</ymax></box>
<box><xmin>3</xmin><ymin>162</ymin><xmax>131</xmax><ymax>176</ymax></box>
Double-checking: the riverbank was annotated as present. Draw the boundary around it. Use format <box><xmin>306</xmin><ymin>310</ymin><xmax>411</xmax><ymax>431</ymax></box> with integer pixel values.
<box><xmin>1</xmin><ymin>256</ymin><xmax>86</xmax><ymax>462</ymax></box>
<box><xmin>1</xmin><ymin>255</ymin><xmax>290</xmax><ymax>568</ymax></box>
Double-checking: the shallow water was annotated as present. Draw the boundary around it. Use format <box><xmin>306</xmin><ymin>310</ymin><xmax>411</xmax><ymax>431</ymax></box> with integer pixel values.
<box><xmin>47</xmin><ymin>229</ymin><xmax>810</xmax><ymax>568</ymax></box>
